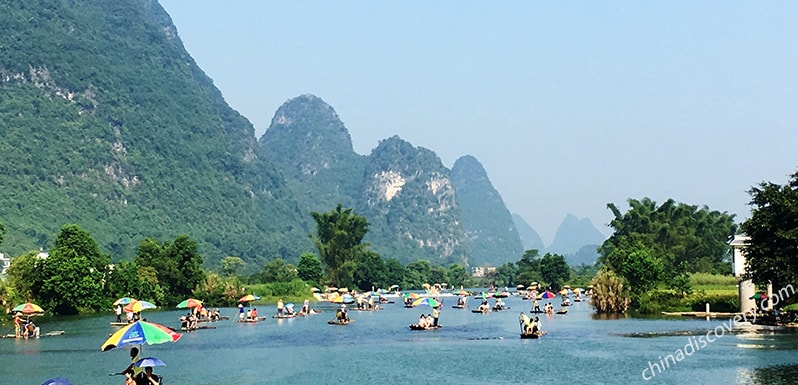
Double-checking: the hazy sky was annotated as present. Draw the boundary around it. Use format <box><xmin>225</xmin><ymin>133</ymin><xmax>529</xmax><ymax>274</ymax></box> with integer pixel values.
<box><xmin>158</xmin><ymin>1</ymin><xmax>796</xmax><ymax>245</ymax></box>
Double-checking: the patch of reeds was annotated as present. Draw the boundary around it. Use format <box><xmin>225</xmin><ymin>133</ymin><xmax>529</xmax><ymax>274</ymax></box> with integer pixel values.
<box><xmin>590</xmin><ymin>270</ymin><xmax>630</xmax><ymax>313</ymax></box>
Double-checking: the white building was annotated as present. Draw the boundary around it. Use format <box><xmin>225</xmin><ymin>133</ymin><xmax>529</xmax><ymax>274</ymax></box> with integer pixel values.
<box><xmin>730</xmin><ymin>234</ymin><xmax>766</xmax><ymax>312</ymax></box>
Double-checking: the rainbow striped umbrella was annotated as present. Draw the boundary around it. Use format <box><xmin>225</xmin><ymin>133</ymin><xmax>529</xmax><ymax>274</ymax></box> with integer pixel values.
<box><xmin>123</xmin><ymin>300</ymin><xmax>157</xmax><ymax>313</ymax></box>
<box><xmin>238</xmin><ymin>294</ymin><xmax>260</xmax><ymax>303</ymax></box>
<box><xmin>176</xmin><ymin>298</ymin><xmax>203</xmax><ymax>309</ymax></box>
<box><xmin>412</xmin><ymin>297</ymin><xmax>441</xmax><ymax>308</ymax></box>
<box><xmin>12</xmin><ymin>302</ymin><xmax>44</xmax><ymax>314</ymax></box>
<box><xmin>113</xmin><ymin>297</ymin><xmax>137</xmax><ymax>306</ymax></box>
<box><xmin>101</xmin><ymin>320</ymin><xmax>181</xmax><ymax>351</ymax></box>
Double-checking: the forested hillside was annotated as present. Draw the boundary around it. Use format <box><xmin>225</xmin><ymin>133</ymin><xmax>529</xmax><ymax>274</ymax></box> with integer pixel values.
<box><xmin>0</xmin><ymin>0</ymin><xmax>310</xmax><ymax>268</ymax></box>
<box><xmin>0</xmin><ymin>0</ymin><xmax>534</xmax><ymax>271</ymax></box>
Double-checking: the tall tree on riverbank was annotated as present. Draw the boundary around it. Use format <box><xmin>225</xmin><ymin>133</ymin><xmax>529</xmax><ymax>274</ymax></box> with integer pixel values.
<box><xmin>598</xmin><ymin>198</ymin><xmax>736</xmax><ymax>300</ymax></box>
<box><xmin>741</xmin><ymin>170</ymin><xmax>798</xmax><ymax>288</ymax></box>
<box><xmin>39</xmin><ymin>224</ymin><xmax>109</xmax><ymax>314</ymax></box>
<box><xmin>134</xmin><ymin>235</ymin><xmax>205</xmax><ymax>305</ymax></box>
<box><xmin>310</xmin><ymin>204</ymin><xmax>370</xmax><ymax>288</ymax></box>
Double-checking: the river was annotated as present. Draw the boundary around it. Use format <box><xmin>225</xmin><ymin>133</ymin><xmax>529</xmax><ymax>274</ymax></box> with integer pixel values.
<box><xmin>3</xmin><ymin>293</ymin><xmax>798</xmax><ymax>384</ymax></box>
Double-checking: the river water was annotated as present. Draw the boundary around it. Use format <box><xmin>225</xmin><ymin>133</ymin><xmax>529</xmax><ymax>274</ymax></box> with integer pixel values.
<box><xmin>3</xmin><ymin>294</ymin><xmax>798</xmax><ymax>384</ymax></box>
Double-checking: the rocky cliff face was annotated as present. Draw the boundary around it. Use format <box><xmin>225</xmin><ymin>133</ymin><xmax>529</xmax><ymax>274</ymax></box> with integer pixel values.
<box><xmin>451</xmin><ymin>156</ymin><xmax>524</xmax><ymax>265</ymax></box>
<box><xmin>358</xmin><ymin>136</ymin><xmax>467</xmax><ymax>265</ymax></box>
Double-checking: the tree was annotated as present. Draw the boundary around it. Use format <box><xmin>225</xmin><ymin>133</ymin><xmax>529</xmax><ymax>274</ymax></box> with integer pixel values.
<box><xmin>135</xmin><ymin>235</ymin><xmax>205</xmax><ymax>305</ymax></box>
<box><xmin>540</xmin><ymin>253</ymin><xmax>570</xmax><ymax>290</ymax></box>
<box><xmin>447</xmin><ymin>264</ymin><xmax>472</xmax><ymax>288</ymax></box>
<box><xmin>602</xmin><ymin>239</ymin><xmax>664</xmax><ymax>298</ymax></box>
<box><xmin>220</xmin><ymin>256</ymin><xmax>246</xmax><ymax>277</ymax></box>
<box><xmin>600</xmin><ymin>198</ymin><xmax>736</xmax><ymax>276</ymax></box>
<box><xmin>515</xmin><ymin>249</ymin><xmax>543</xmax><ymax>287</ymax></box>
<box><xmin>54</xmin><ymin>224</ymin><xmax>111</xmax><ymax>274</ymax></box>
<box><xmin>741</xmin><ymin>170</ymin><xmax>798</xmax><ymax>287</ymax></box>
<box><xmin>382</xmin><ymin>258</ymin><xmax>407</xmax><ymax>289</ymax></box>
<box><xmin>257</xmin><ymin>259</ymin><xmax>298</xmax><ymax>283</ymax></box>
<box><xmin>296</xmin><ymin>252</ymin><xmax>323</xmax><ymax>283</ymax></box>
<box><xmin>494</xmin><ymin>262</ymin><xmax>517</xmax><ymax>287</ymax></box>
<box><xmin>352</xmin><ymin>250</ymin><xmax>386</xmax><ymax>290</ymax></box>
<box><xmin>310</xmin><ymin>204</ymin><xmax>370</xmax><ymax>287</ymax></box>
<box><xmin>40</xmin><ymin>248</ymin><xmax>104</xmax><ymax>314</ymax></box>
<box><xmin>35</xmin><ymin>225</ymin><xmax>109</xmax><ymax>314</ymax></box>
<box><xmin>6</xmin><ymin>251</ymin><xmax>42</xmax><ymax>302</ymax></box>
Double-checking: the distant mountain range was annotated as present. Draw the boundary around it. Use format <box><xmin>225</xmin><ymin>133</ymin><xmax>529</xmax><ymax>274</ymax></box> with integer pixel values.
<box><xmin>514</xmin><ymin>214</ymin><xmax>605</xmax><ymax>266</ymax></box>
<box><xmin>0</xmin><ymin>0</ymin><xmax>606</xmax><ymax>271</ymax></box>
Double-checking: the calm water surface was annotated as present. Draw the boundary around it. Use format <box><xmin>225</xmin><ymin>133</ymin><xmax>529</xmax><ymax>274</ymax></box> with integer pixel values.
<box><xmin>3</xmin><ymin>294</ymin><xmax>798</xmax><ymax>384</ymax></box>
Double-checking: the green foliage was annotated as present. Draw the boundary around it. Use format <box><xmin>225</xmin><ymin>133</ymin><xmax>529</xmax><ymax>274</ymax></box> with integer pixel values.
<box><xmin>246</xmin><ymin>279</ymin><xmax>311</xmax><ymax>304</ymax></box>
<box><xmin>515</xmin><ymin>249</ymin><xmax>543</xmax><ymax>286</ymax></box>
<box><xmin>5</xmin><ymin>251</ymin><xmax>41</xmax><ymax>303</ymax></box>
<box><xmin>107</xmin><ymin>260</ymin><xmax>165</xmax><ymax>305</ymax></box>
<box><xmin>220</xmin><ymin>256</ymin><xmax>246</xmax><ymax>277</ymax></box>
<box><xmin>446</xmin><ymin>264</ymin><xmax>472</xmax><ymax>288</ymax></box>
<box><xmin>689</xmin><ymin>272</ymin><xmax>737</xmax><ymax>287</ymax></box>
<box><xmin>600</xmin><ymin>197</ymin><xmax>737</xmax><ymax>276</ymax></box>
<box><xmin>0</xmin><ymin>0</ymin><xmax>311</xmax><ymax>269</ymax></box>
<box><xmin>310</xmin><ymin>204</ymin><xmax>370</xmax><ymax>287</ymax></box>
<box><xmin>40</xmin><ymin>248</ymin><xmax>104</xmax><ymax>314</ymax></box>
<box><xmin>296</xmin><ymin>253</ymin><xmax>323</xmax><ymax>283</ymax></box>
<box><xmin>603</xmin><ymin>241</ymin><xmax>664</xmax><ymax>298</ymax></box>
<box><xmin>741</xmin><ymin>170</ymin><xmax>798</xmax><ymax>288</ymax></box>
<box><xmin>134</xmin><ymin>235</ymin><xmax>205</xmax><ymax>305</ymax></box>
<box><xmin>255</xmin><ymin>259</ymin><xmax>299</xmax><ymax>283</ymax></box>
<box><xmin>352</xmin><ymin>250</ymin><xmax>386</xmax><ymax>290</ymax></box>
<box><xmin>193</xmin><ymin>272</ymin><xmax>242</xmax><ymax>307</ymax></box>
<box><xmin>636</xmin><ymin>291</ymin><xmax>686</xmax><ymax>314</ymax></box>
<box><xmin>540</xmin><ymin>253</ymin><xmax>570</xmax><ymax>290</ymax></box>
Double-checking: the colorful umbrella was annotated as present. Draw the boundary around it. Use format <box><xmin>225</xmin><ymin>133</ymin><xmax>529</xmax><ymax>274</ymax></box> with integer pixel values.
<box><xmin>12</xmin><ymin>302</ymin><xmax>44</xmax><ymax>314</ymax></box>
<box><xmin>541</xmin><ymin>291</ymin><xmax>556</xmax><ymax>299</ymax></box>
<box><xmin>113</xmin><ymin>297</ymin><xmax>137</xmax><ymax>306</ymax></box>
<box><xmin>454</xmin><ymin>289</ymin><xmax>470</xmax><ymax>296</ymax></box>
<box><xmin>749</xmin><ymin>293</ymin><xmax>768</xmax><ymax>300</ymax></box>
<box><xmin>412</xmin><ymin>297</ymin><xmax>441</xmax><ymax>308</ymax></box>
<box><xmin>238</xmin><ymin>294</ymin><xmax>261</xmax><ymax>302</ymax></box>
<box><xmin>42</xmin><ymin>378</ymin><xmax>73</xmax><ymax>385</ymax></box>
<box><xmin>176</xmin><ymin>298</ymin><xmax>203</xmax><ymax>309</ymax></box>
<box><xmin>134</xmin><ymin>357</ymin><xmax>166</xmax><ymax>368</ymax></box>
<box><xmin>403</xmin><ymin>292</ymin><xmax>420</xmax><ymax>300</ymax></box>
<box><xmin>101</xmin><ymin>320</ymin><xmax>182</xmax><ymax>352</ymax></box>
<box><xmin>124</xmin><ymin>300</ymin><xmax>157</xmax><ymax>313</ymax></box>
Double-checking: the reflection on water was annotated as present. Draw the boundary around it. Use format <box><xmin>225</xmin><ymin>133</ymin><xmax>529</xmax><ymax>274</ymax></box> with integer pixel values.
<box><xmin>737</xmin><ymin>364</ymin><xmax>798</xmax><ymax>384</ymax></box>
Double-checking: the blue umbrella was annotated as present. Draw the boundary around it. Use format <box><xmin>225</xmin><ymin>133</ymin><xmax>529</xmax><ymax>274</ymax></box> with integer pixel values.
<box><xmin>134</xmin><ymin>357</ymin><xmax>166</xmax><ymax>367</ymax></box>
<box><xmin>42</xmin><ymin>378</ymin><xmax>73</xmax><ymax>385</ymax></box>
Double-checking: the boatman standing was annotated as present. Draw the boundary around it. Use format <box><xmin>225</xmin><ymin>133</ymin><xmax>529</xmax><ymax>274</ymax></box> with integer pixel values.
<box><xmin>432</xmin><ymin>306</ymin><xmax>440</xmax><ymax>327</ymax></box>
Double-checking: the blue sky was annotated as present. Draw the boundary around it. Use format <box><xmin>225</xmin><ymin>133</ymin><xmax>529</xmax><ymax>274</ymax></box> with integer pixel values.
<box><xmin>159</xmin><ymin>1</ymin><xmax>797</xmax><ymax>245</ymax></box>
